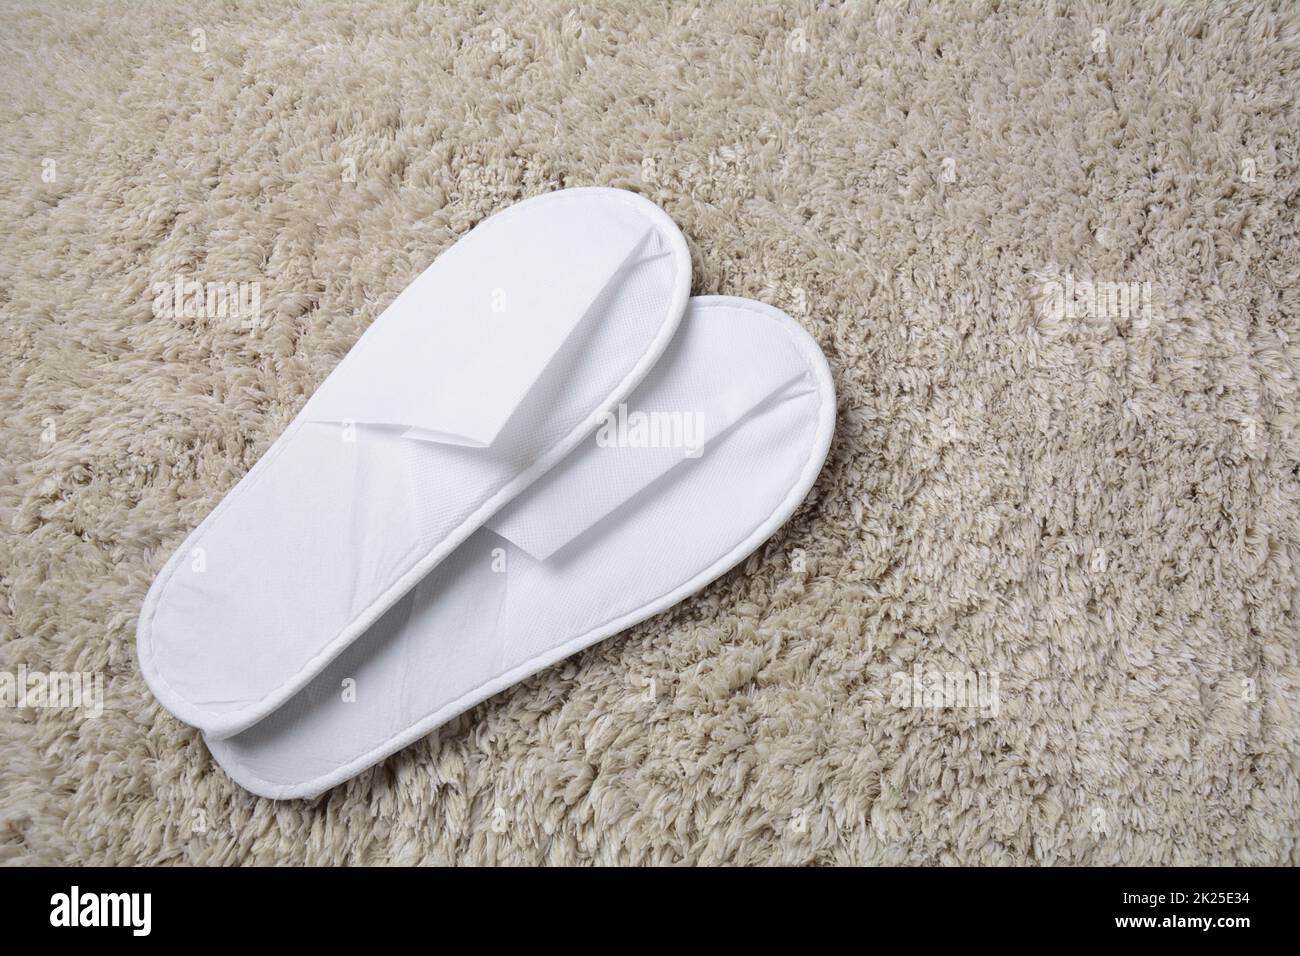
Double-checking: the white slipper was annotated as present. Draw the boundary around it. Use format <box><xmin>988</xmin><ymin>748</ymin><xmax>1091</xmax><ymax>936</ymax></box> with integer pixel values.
<box><xmin>137</xmin><ymin>188</ymin><xmax>691</xmax><ymax>739</ymax></box>
<box><xmin>206</xmin><ymin>297</ymin><xmax>835</xmax><ymax>798</ymax></box>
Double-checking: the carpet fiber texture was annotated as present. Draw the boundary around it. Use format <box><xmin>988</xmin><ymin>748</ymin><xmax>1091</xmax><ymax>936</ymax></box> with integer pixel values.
<box><xmin>1</xmin><ymin>0</ymin><xmax>1298</xmax><ymax>865</ymax></box>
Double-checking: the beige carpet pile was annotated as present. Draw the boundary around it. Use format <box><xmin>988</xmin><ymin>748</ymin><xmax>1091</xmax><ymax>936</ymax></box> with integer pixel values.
<box><xmin>1</xmin><ymin>0</ymin><xmax>1297</xmax><ymax>864</ymax></box>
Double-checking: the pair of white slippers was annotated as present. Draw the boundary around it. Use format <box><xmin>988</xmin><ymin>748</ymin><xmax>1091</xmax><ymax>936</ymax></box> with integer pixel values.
<box><xmin>137</xmin><ymin>188</ymin><xmax>836</xmax><ymax>799</ymax></box>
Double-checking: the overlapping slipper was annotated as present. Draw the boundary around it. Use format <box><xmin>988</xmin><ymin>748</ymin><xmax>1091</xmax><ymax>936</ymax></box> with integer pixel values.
<box><xmin>138</xmin><ymin>188</ymin><xmax>691</xmax><ymax>738</ymax></box>
<box><xmin>205</xmin><ymin>296</ymin><xmax>834</xmax><ymax>797</ymax></box>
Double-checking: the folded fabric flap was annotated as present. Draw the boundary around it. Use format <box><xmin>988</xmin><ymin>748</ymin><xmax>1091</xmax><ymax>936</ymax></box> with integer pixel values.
<box><xmin>301</xmin><ymin>195</ymin><xmax>661</xmax><ymax>448</ymax></box>
<box><xmin>486</xmin><ymin>368</ymin><xmax>811</xmax><ymax>561</ymax></box>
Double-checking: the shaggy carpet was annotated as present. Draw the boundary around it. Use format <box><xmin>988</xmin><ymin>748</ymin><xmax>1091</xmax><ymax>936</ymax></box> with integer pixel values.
<box><xmin>1</xmin><ymin>0</ymin><xmax>1297</xmax><ymax>865</ymax></box>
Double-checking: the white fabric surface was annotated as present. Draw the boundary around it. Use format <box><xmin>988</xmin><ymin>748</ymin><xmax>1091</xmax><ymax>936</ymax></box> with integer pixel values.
<box><xmin>207</xmin><ymin>297</ymin><xmax>836</xmax><ymax>798</ymax></box>
<box><xmin>136</xmin><ymin>188</ymin><xmax>690</xmax><ymax>739</ymax></box>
